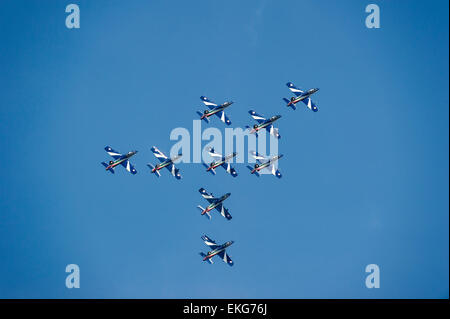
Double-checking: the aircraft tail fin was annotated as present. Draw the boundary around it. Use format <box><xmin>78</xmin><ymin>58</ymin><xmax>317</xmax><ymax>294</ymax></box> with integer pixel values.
<box><xmin>197</xmin><ymin>111</ymin><xmax>210</xmax><ymax>123</ymax></box>
<box><xmin>199</xmin><ymin>252</ymin><xmax>214</xmax><ymax>264</ymax></box>
<box><xmin>197</xmin><ymin>206</ymin><xmax>211</xmax><ymax>220</ymax></box>
<box><xmin>283</xmin><ymin>98</ymin><xmax>297</xmax><ymax>110</ymax></box>
<box><xmin>147</xmin><ymin>164</ymin><xmax>161</xmax><ymax>177</ymax></box>
<box><xmin>101</xmin><ymin>162</ymin><xmax>115</xmax><ymax>174</ymax></box>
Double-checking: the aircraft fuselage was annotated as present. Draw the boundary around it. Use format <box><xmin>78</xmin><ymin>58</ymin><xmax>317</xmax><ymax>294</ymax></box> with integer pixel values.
<box><xmin>203</xmin><ymin>241</ymin><xmax>234</xmax><ymax>260</ymax></box>
<box><xmin>106</xmin><ymin>151</ymin><xmax>137</xmax><ymax>170</ymax></box>
<box><xmin>201</xmin><ymin>102</ymin><xmax>233</xmax><ymax>119</ymax></box>
<box><xmin>288</xmin><ymin>88</ymin><xmax>319</xmax><ymax>106</ymax></box>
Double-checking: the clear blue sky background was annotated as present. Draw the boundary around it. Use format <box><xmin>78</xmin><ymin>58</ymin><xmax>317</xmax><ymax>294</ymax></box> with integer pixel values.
<box><xmin>0</xmin><ymin>0</ymin><xmax>448</xmax><ymax>298</ymax></box>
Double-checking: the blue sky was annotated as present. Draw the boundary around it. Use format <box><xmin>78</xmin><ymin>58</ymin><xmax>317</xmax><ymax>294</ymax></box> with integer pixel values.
<box><xmin>0</xmin><ymin>0</ymin><xmax>448</xmax><ymax>298</ymax></box>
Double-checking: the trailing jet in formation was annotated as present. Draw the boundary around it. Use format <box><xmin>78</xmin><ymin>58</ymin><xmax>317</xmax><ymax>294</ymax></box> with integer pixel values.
<box><xmin>247</xmin><ymin>110</ymin><xmax>281</xmax><ymax>139</ymax></box>
<box><xmin>147</xmin><ymin>146</ymin><xmax>182</xmax><ymax>179</ymax></box>
<box><xmin>203</xmin><ymin>147</ymin><xmax>238</xmax><ymax>177</ymax></box>
<box><xmin>283</xmin><ymin>82</ymin><xmax>319</xmax><ymax>111</ymax></box>
<box><xmin>199</xmin><ymin>235</ymin><xmax>234</xmax><ymax>266</ymax></box>
<box><xmin>197</xmin><ymin>188</ymin><xmax>232</xmax><ymax>220</ymax></box>
<box><xmin>101</xmin><ymin>146</ymin><xmax>138</xmax><ymax>175</ymax></box>
<box><xmin>197</xmin><ymin>96</ymin><xmax>233</xmax><ymax>125</ymax></box>
<box><xmin>247</xmin><ymin>151</ymin><xmax>283</xmax><ymax>178</ymax></box>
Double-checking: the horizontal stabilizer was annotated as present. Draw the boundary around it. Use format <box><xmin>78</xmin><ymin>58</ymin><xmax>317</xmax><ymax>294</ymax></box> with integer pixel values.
<box><xmin>147</xmin><ymin>164</ymin><xmax>161</xmax><ymax>177</ymax></box>
<box><xmin>203</xmin><ymin>162</ymin><xmax>216</xmax><ymax>175</ymax></box>
<box><xmin>101</xmin><ymin>162</ymin><xmax>115</xmax><ymax>174</ymax></box>
<box><xmin>197</xmin><ymin>206</ymin><xmax>211</xmax><ymax>220</ymax></box>
<box><xmin>196</xmin><ymin>111</ymin><xmax>210</xmax><ymax>123</ymax></box>
<box><xmin>283</xmin><ymin>98</ymin><xmax>296</xmax><ymax>110</ymax></box>
<box><xmin>247</xmin><ymin>165</ymin><xmax>260</xmax><ymax>177</ymax></box>
<box><xmin>199</xmin><ymin>252</ymin><xmax>213</xmax><ymax>264</ymax></box>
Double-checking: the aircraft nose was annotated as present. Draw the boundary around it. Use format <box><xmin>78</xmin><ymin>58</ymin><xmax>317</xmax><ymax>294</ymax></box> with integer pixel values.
<box><xmin>225</xmin><ymin>193</ymin><xmax>231</xmax><ymax>198</ymax></box>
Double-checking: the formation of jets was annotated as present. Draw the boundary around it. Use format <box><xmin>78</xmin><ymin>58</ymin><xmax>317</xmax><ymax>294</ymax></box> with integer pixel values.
<box><xmin>101</xmin><ymin>81</ymin><xmax>320</xmax><ymax>267</ymax></box>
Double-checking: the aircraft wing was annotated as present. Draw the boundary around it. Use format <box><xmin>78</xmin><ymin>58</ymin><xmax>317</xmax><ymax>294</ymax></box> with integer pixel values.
<box><xmin>201</xmin><ymin>235</ymin><xmax>220</xmax><ymax>250</ymax></box>
<box><xmin>214</xmin><ymin>203</ymin><xmax>232</xmax><ymax>220</ymax></box>
<box><xmin>207</xmin><ymin>147</ymin><xmax>223</xmax><ymax>159</ymax></box>
<box><xmin>302</xmin><ymin>97</ymin><xmax>319</xmax><ymax>112</ymax></box>
<box><xmin>250</xmin><ymin>151</ymin><xmax>267</xmax><ymax>164</ymax></box>
<box><xmin>200</xmin><ymin>96</ymin><xmax>218</xmax><ymax>110</ymax></box>
<box><xmin>105</xmin><ymin>146</ymin><xmax>122</xmax><ymax>160</ymax></box>
<box><xmin>151</xmin><ymin>146</ymin><xmax>168</xmax><ymax>162</ymax></box>
<box><xmin>248</xmin><ymin>110</ymin><xmax>266</xmax><ymax>124</ymax></box>
<box><xmin>221</xmin><ymin>162</ymin><xmax>238</xmax><ymax>177</ymax></box>
<box><xmin>217</xmin><ymin>250</ymin><xmax>234</xmax><ymax>266</ymax></box>
<box><xmin>165</xmin><ymin>163</ymin><xmax>182</xmax><ymax>179</ymax></box>
<box><xmin>266</xmin><ymin>125</ymin><xmax>281</xmax><ymax>139</ymax></box>
<box><xmin>120</xmin><ymin>160</ymin><xmax>137</xmax><ymax>175</ymax></box>
<box><xmin>286</xmin><ymin>82</ymin><xmax>304</xmax><ymax>97</ymax></box>
<box><xmin>266</xmin><ymin>162</ymin><xmax>282</xmax><ymax>178</ymax></box>
<box><xmin>199</xmin><ymin>188</ymin><xmax>218</xmax><ymax>204</ymax></box>
<box><xmin>214</xmin><ymin>110</ymin><xmax>232</xmax><ymax>125</ymax></box>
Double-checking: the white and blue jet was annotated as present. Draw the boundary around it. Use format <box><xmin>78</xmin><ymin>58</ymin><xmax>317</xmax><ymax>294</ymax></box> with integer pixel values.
<box><xmin>199</xmin><ymin>235</ymin><xmax>234</xmax><ymax>266</ymax></box>
<box><xmin>197</xmin><ymin>188</ymin><xmax>232</xmax><ymax>220</ymax></box>
<box><xmin>197</xmin><ymin>96</ymin><xmax>233</xmax><ymax>125</ymax></box>
<box><xmin>247</xmin><ymin>151</ymin><xmax>283</xmax><ymax>178</ymax></box>
<box><xmin>203</xmin><ymin>147</ymin><xmax>238</xmax><ymax>177</ymax></box>
<box><xmin>147</xmin><ymin>146</ymin><xmax>182</xmax><ymax>179</ymax></box>
<box><xmin>246</xmin><ymin>110</ymin><xmax>281</xmax><ymax>139</ymax></box>
<box><xmin>101</xmin><ymin>146</ymin><xmax>138</xmax><ymax>175</ymax></box>
<box><xmin>283</xmin><ymin>82</ymin><xmax>319</xmax><ymax>111</ymax></box>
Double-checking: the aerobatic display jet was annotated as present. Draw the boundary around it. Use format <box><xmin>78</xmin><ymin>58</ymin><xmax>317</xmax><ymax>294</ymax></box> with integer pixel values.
<box><xmin>147</xmin><ymin>146</ymin><xmax>182</xmax><ymax>179</ymax></box>
<box><xmin>203</xmin><ymin>147</ymin><xmax>238</xmax><ymax>177</ymax></box>
<box><xmin>247</xmin><ymin>151</ymin><xmax>283</xmax><ymax>178</ymax></box>
<box><xmin>283</xmin><ymin>82</ymin><xmax>319</xmax><ymax>111</ymax></box>
<box><xmin>246</xmin><ymin>110</ymin><xmax>281</xmax><ymax>139</ymax></box>
<box><xmin>199</xmin><ymin>235</ymin><xmax>234</xmax><ymax>266</ymax></box>
<box><xmin>197</xmin><ymin>188</ymin><xmax>232</xmax><ymax>220</ymax></box>
<box><xmin>101</xmin><ymin>146</ymin><xmax>138</xmax><ymax>175</ymax></box>
<box><xmin>197</xmin><ymin>96</ymin><xmax>233</xmax><ymax>125</ymax></box>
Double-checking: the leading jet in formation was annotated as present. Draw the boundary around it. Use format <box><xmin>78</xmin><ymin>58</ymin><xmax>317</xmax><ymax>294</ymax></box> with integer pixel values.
<box><xmin>199</xmin><ymin>235</ymin><xmax>234</xmax><ymax>266</ymax></box>
<box><xmin>247</xmin><ymin>151</ymin><xmax>283</xmax><ymax>178</ymax></box>
<box><xmin>101</xmin><ymin>146</ymin><xmax>138</xmax><ymax>175</ymax></box>
<box><xmin>247</xmin><ymin>110</ymin><xmax>281</xmax><ymax>139</ymax></box>
<box><xmin>197</xmin><ymin>96</ymin><xmax>233</xmax><ymax>125</ymax></box>
<box><xmin>147</xmin><ymin>146</ymin><xmax>182</xmax><ymax>179</ymax></box>
<box><xmin>283</xmin><ymin>82</ymin><xmax>319</xmax><ymax>111</ymax></box>
<box><xmin>197</xmin><ymin>188</ymin><xmax>232</xmax><ymax>220</ymax></box>
<box><xmin>203</xmin><ymin>147</ymin><xmax>238</xmax><ymax>177</ymax></box>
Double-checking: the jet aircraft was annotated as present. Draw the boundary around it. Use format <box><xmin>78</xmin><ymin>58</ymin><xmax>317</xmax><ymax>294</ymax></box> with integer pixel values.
<box><xmin>199</xmin><ymin>235</ymin><xmax>234</xmax><ymax>266</ymax></box>
<box><xmin>197</xmin><ymin>188</ymin><xmax>232</xmax><ymax>220</ymax></box>
<box><xmin>203</xmin><ymin>147</ymin><xmax>238</xmax><ymax>177</ymax></box>
<box><xmin>101</xmin><ymin>146</ymin><xmax>137</xmax><ymax>175</ymax></box>
<box><xmin>283</xmin><ymin>82</ymin><xmax>319</xmax><ymax>111</ymax></box>
<box><xmin>197</xmin><ymin>96</ymin><xmax>233</xmax><ymax>125</ymax></box>
<box><xmin>247</xmin><ymin>110</ymin><xmax>281</xmax><ymax>139</ymax></box>
<box><xmin>247</xmin><ymin>151</ymin><xmax>283</xmax><ymax>178</ymax></box>
<box><xmin>147</xmin><ymin>146</ymin><xmax>182</xmax><ymax>179</ymax></box>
